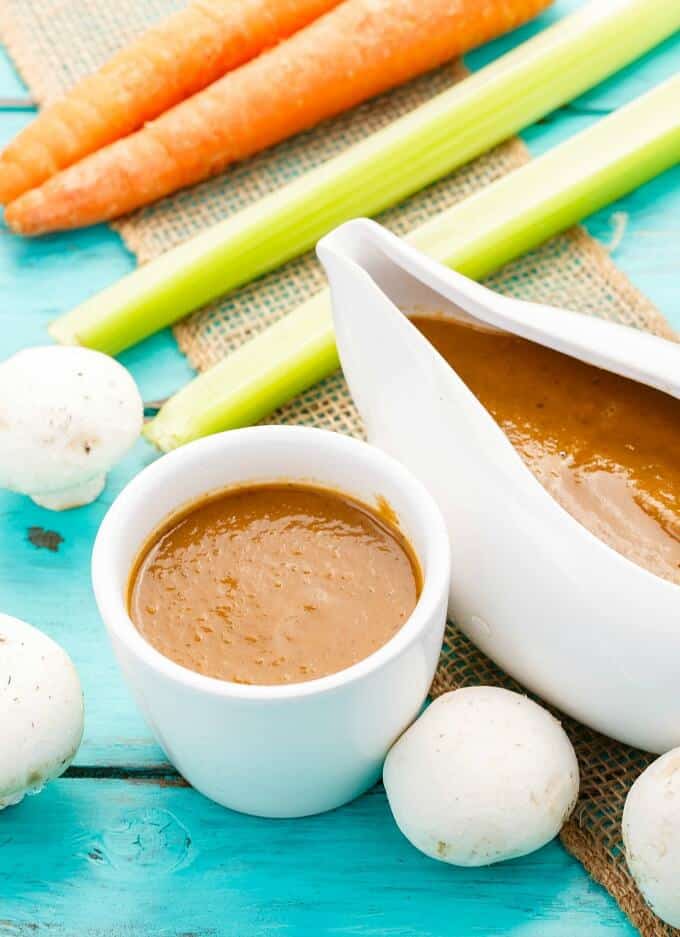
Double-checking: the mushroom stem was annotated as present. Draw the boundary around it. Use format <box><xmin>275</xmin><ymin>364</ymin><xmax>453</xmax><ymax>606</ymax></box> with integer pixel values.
<box><xmin>31</xmin><ymin>473</ymin><xmax>106</xmax><ymax>511</ymax></box>
<box><xmin>0</xmin><ymin>791</ymin><xmax>27</xmax><ymax>809</ymax></box>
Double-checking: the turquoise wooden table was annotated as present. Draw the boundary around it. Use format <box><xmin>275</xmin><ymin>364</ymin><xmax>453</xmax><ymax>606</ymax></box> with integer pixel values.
<box><xmin>1</xmin><ymin>2</ymin><xmax>678</xmax><ymax>933</ymax></box>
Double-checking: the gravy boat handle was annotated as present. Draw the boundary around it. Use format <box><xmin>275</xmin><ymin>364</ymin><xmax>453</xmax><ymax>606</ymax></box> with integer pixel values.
<box><xmin>319</xmin><ymin>219</ymin><xmax>680</xmax><ymax>400</ymax></box>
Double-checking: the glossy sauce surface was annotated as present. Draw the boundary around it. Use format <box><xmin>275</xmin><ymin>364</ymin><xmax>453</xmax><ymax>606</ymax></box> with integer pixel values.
<box><xmin>411</xmin><ymin>314</ymin><xmax>680</xmax><ymax>584</ymax></box>
<box><xmin>129</xmin><ymin>484</ymin><xmax>421</xmax><ymax>684</ymax></box>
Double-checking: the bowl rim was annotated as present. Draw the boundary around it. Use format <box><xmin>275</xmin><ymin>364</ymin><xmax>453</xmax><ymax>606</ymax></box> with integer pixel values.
<box><xmin>92</xmin><ymin>426</ymin><xmax>451</xmax><ymax>702</ymax></box>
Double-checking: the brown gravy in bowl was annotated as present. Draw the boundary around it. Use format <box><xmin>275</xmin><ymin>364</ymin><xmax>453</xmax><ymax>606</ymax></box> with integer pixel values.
<box><xmin>411</xmin><ymin>314</ymin><xmax>680</xmax><ymax>585</ymax></box>
<box><xmin>128</xmin><ymin>483</ymin><xmax>421</xmax><ymax>685</ymax></box>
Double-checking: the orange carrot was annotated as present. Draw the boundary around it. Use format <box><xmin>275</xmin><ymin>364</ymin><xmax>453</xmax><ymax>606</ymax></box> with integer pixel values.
<box><xmin>5</xmin><ymin>0</ymin><xmax>552</xmax><ymax>236</ymax></box>
<box><xmin>0</xmin><ymin>0</ymin><xmax>343</xmax><ymax>205</ymax></box>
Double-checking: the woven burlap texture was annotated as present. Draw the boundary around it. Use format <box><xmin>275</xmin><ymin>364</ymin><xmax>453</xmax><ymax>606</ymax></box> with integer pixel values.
<box><xmin>1</xmin><ymin>3</ymin><xmax>677</xmax><ymax>934</ymax></box>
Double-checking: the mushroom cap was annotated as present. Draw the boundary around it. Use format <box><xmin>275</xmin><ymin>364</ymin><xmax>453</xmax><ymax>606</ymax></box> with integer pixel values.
<box><xmin>0</xmin><ymin>613</ymin><xmax>84</xmax><ymax>808</ymax></box>
<box><xmin>384</xmin><ymin>686</ymin><xmax>579</xmax><ymax>866</ymax></box>
<box><xmin>0</xmin><ymin>346</ymin><xmax>142</xmax><ymax>507</ymax></box>
<box><xmin>623</xmin><ymin>748</ymin><xmax>680</xmax><ymax>927</ymax></box>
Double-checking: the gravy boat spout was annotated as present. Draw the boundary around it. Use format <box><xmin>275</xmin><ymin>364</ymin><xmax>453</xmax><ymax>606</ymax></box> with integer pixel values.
<box><xmin>317</xmin><ymin>218</ymin><xmax>680</xmax><ymax>753</ymax></box>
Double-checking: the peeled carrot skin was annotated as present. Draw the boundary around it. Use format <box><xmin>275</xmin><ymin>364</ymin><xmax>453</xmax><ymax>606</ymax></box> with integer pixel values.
<box><xmin>5</xmin><ymin>0</ymin><xmax>553</xmax><ymax>236</ymax></box>
<box><xmin>0</xmin><ymin>0</ymin><xmax>342</xmax><ymax>205</ymax></box>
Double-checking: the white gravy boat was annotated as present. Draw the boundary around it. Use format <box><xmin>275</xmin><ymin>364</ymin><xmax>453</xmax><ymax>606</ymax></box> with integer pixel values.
<box><xmin>317</xmin><ymin>218</ymin><xmax>680</xmax><ymax>753</ymax></box>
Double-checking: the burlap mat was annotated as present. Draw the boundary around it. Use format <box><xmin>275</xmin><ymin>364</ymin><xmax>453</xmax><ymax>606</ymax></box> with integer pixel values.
<box><xmin>2</xmin><ymin>3</ymin><xmax>677</xmax><ymax>933</ymax></box>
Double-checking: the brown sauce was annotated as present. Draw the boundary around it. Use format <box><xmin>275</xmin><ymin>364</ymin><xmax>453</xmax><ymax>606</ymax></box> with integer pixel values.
<box><xmin>411</xmin><ymin>314</ymin><xmax>680</xmax><ymax>585</ymax></box>
<box><xmin>128</xmin><ymin>483</ymin><xmax>421</xmax><ymax>684</ymax></box>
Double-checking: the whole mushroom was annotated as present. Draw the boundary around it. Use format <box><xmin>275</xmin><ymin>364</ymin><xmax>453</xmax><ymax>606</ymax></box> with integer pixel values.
<box><xmin>0</xmin><ymin>345</ymin><xmax>143</xmax><ymax>509</ymax></box>
<box><xmin>0</xmin><ymin>613</ymin><xmax>84</xmax><ymax>808</ymax></box>
<box><xmin>623</xmin><ymin>748</ymin><xmax>680</xmax><ymax>928</ymax></box>
<box><xmin>384</xmin><ymin>687</ymin><xmax>579</xmax><ymax>866</ymax></box>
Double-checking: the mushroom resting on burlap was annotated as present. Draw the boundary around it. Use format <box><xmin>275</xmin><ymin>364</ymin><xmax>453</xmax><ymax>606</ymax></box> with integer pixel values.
<box><xmin>383</xmin><ymin>687</ymin><xmax>579</xmax><ymax>866</ymax></box>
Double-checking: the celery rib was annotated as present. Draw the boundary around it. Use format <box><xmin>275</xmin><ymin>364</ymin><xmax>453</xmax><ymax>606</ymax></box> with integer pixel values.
<box><xmin>50</xmin><ymin>0</ymin><xmax>680</xmax><ymax>356</ymax></box>
<box><xmin>146</xmin><ymin>76</ymin><xmax>680</xmax><ymax>450</ymax></box>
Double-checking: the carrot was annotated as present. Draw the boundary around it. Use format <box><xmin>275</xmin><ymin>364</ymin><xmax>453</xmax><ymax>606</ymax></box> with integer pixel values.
<box><xmin>0</xmin><ymin>0</ymin><xmax>343</xmax><ymax>205</ymax></box>
<box><xmin>5</xmin><ymin>0</ymin><xmax>552</xmax><ymax>236</ymax></box>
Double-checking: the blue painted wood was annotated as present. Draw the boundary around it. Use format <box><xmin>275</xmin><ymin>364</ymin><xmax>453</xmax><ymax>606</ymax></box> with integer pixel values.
<box><xmin>0</xmin><ymin>49</ymin><xmax>195</xmax><ymax>768</ymax></box>
<box><xmin>0</xmin><ymin>781</ymin><xmax>635</xmax><ymax>936</ymax></box>
<box><xmin>0</xmin><ymin>0</ymin><xmax>678</xmax><ymax>931</ymax></box>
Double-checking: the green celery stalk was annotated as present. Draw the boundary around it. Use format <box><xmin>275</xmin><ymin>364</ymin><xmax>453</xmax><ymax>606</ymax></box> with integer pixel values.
<box><xmin>50</xmin><ymin>0</ymin><xmax>680</xmax><ymax>355</ymax></box>
<box><xmin>145</xmin><ymin>75</ymin><xmax>680</xmax><ymax>451</ymax></box>
<box><xmin>146</xmin><ymin>293</ymin><xmax>337</xmax><ymax>447</ymax></box>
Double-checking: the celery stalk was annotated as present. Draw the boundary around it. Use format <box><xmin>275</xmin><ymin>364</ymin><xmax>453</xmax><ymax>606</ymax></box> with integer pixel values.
<box><xmin>146</xmin><ymin>76</ymin><xmax>680</xmax><ymax>450</ymax></box>
<box><xmin>51</xmin><ymin>0</ymin><xmax>680</xmax><ymax>355</ymax></box>
<box><xmin>146</xmin><ymin>293</ymin><xmax>336</xmax><ymax>448</ymax></box>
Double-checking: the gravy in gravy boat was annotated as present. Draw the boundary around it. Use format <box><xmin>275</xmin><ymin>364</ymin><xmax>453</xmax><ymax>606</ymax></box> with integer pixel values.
<box><xmin>411</xmin><ymin>315</ymin><xmax>680</xmax><ymax>585</ymax></box>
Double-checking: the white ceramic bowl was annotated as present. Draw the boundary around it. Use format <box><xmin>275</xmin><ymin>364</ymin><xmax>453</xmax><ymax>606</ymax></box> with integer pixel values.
<box><xmin>92</xmin><ymin>426</ymin><xmax>450</xmax><ymax>817</ymax></box>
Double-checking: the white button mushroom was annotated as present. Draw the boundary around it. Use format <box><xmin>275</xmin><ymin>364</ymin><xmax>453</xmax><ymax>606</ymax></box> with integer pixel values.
<box><xmin>0</xmin><ymin>345</ymin><xmax>143</xmax><ymax>510</ymax></box>
<box><xmin>383</xmin><ymin>686</ymin><xmax>579</xmax><ymax>866</ymax></box>
<box><xmin>0</xmin><ymin>613</ymin><xmax>84</xmax><ymax>808</ymax></box>
<box><xmin>623</xmin><ymin>748</ymin><xmax>680</xmax><ymax>928</ymax></box>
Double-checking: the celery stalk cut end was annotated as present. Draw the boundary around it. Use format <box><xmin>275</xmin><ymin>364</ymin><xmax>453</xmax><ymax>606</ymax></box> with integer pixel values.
<box><xmin>48</xmin><ymin>317</ymin><xmax>80</xmax><ymax>346</ymax></box>
<box><xmin>143</xmin><ymin>418</ymin><xmax>183</xmax><ymax>453</ymax></box>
